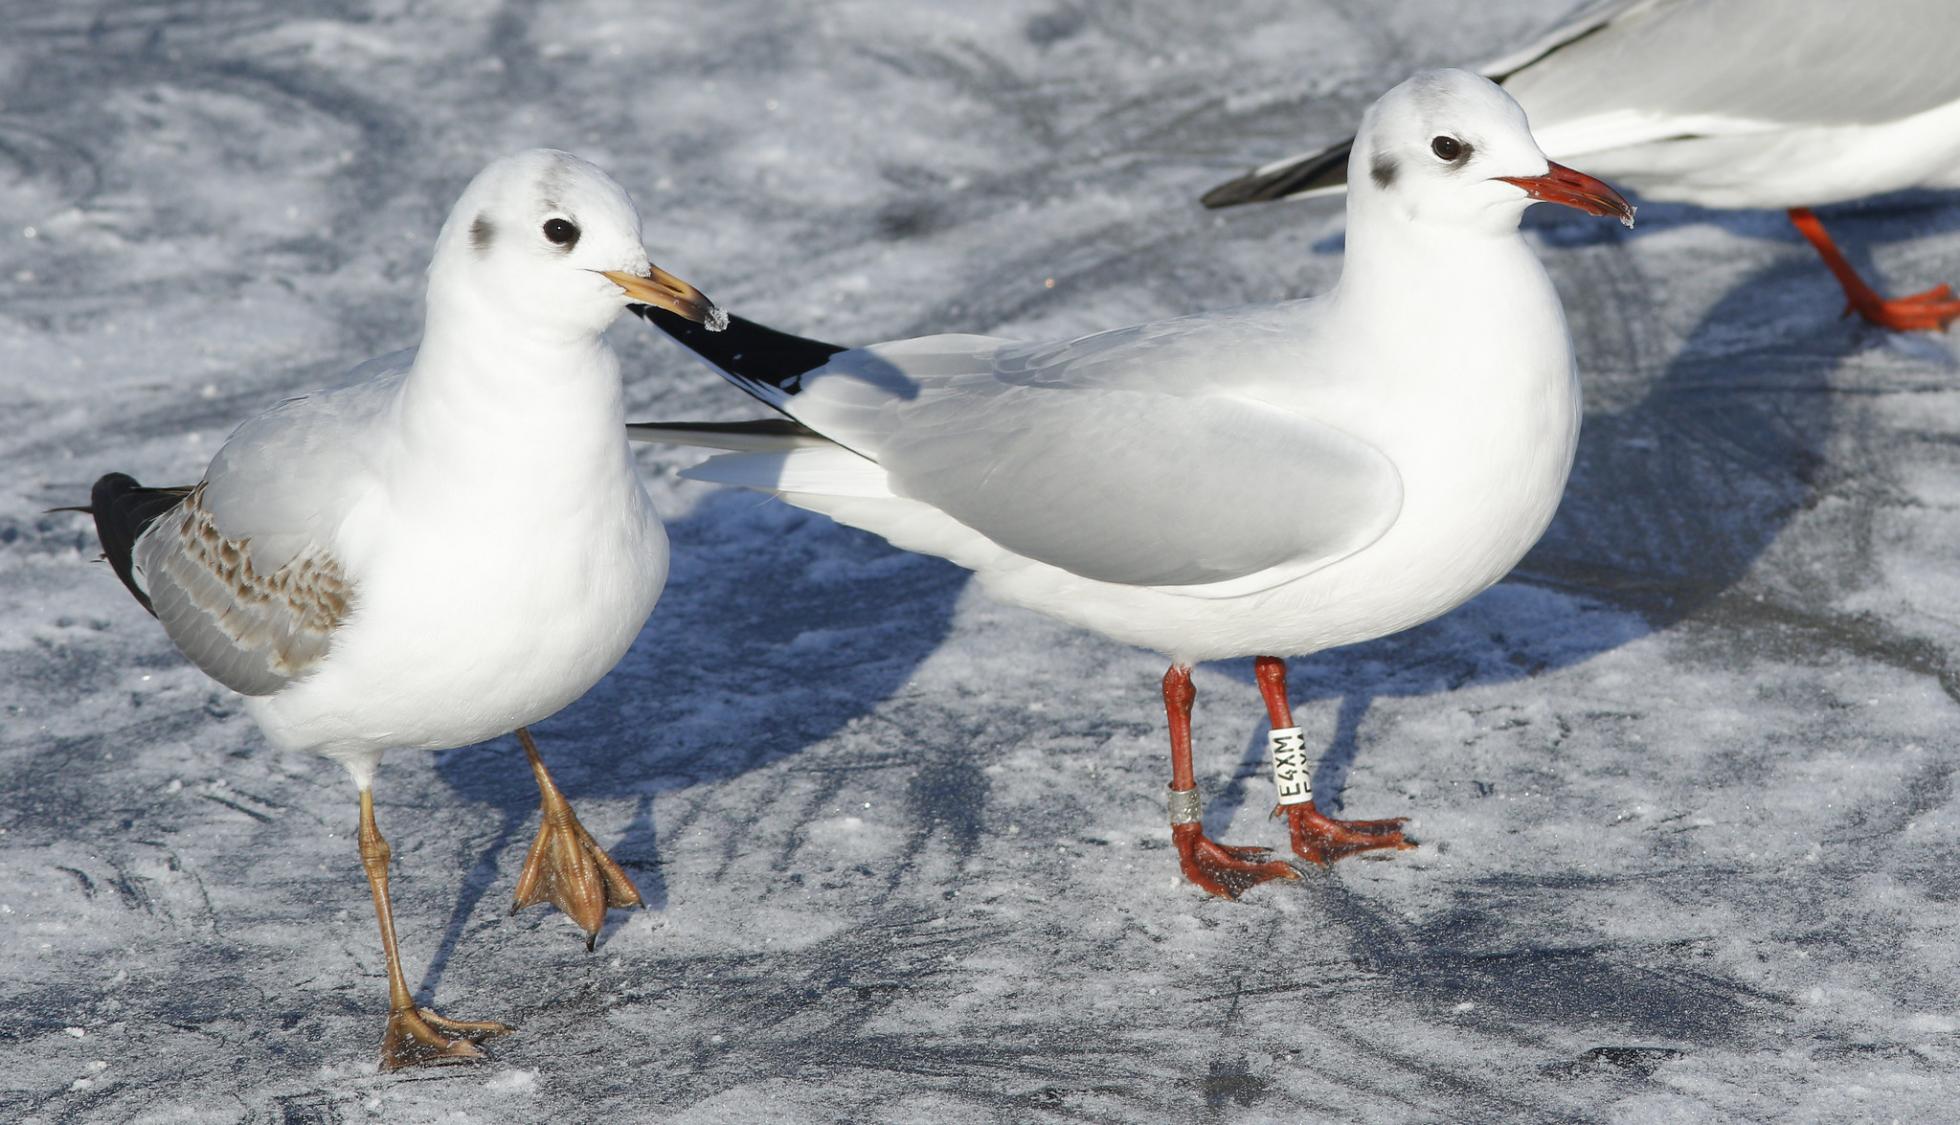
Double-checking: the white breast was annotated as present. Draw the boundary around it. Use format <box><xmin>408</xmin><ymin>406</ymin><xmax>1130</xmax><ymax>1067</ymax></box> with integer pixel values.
<box><xmin>245</xmin><ymin>354</ymin><xmax>668</xmax><ymax>772</ymax></box>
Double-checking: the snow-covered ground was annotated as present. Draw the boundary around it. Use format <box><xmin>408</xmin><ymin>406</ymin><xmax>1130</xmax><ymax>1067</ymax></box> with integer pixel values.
<box><xmin>5</xmin><ymin>1</ymin><xmax>1960</xmax><ymax>1120</ymax></box>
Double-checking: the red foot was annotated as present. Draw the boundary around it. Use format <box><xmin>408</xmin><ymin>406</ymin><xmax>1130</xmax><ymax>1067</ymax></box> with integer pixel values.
<box><xmin>1283</xmin><ymin>801</ymin><xmax>1415</xmax><ymax>865</ymax></box>
<box><xmin>1787</xmin><ymin>208</ymin><xmax>1960</xmax><ymax>332</ymax></box>
<box><xmin>1841</xmin><ymin>282</ymin><xmax>1960</xmax><ymax>332</ymax></box>
<box><xmin>1172</xmin><ymin>821</ymin><xmax>1301</xmax><ymax>899</ymax></box>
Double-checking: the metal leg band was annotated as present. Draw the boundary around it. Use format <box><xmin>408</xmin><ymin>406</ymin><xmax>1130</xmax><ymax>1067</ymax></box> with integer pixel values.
<box><xmin>1167</xmin><ymin>786</ymin><xmax>1202</xmax><ymax>826</ymax></box>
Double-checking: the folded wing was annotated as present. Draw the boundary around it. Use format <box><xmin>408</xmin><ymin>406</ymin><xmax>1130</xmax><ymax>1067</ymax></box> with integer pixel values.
<box><xmin>130</xmin><ymin>364</ymin><xmax>400</xmax><ymax>695</ymax></box>
<box><xmin>875</xmin><ymin>387</ymin><xmax>1402</xmax><ymax>588</ymax></box>
<box><xmin>680</xmin><ymin>325</ymin><xmax>1401</xmax><ymax>590</ymax></box>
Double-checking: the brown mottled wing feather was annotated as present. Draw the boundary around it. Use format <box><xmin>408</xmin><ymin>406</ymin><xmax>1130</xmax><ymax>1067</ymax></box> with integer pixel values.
<box><xmin>134</xmin><ymin>482</ymin><xmax>352</xmax><ymax>697</ymax></box>
<box><xmin>107</xmin><ymin>355</ymin><xmax>403</xmax><ymax>696</ymax></box>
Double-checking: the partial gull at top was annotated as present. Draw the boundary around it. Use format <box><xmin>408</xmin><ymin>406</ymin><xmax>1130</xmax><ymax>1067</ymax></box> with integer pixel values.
<box><xmin>1203</xmin><ymin>0</ymin><xmax>1960</xmax><ymax>331</ymax></box>
<box><xmin>73</xmin><ymin>149</ymin><xmax>722</xmax><ymax>1070</ymax></box>
<box><xmin>633</xmin><ymin>71</ymin><xmax>1633</xmax><ymax>901</ymax></box>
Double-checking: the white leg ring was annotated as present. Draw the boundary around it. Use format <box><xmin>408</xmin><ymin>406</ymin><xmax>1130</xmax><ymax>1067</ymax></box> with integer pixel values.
<box><xmin>1269</xmin><ymin>726</ymin><xmax>1313</xmax><ymax>807</ymax></box>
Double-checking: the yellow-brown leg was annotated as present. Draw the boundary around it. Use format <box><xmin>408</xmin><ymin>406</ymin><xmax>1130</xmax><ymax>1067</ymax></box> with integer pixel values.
<box><xmin>509</xmin><ymin>727</ymin><xmax>643</xmax><ymax>950</ymax></box>
<box><xmin>358</xmin><ymin>788</ymin><xmax>513</xmax><ymax>1070</ymax></box>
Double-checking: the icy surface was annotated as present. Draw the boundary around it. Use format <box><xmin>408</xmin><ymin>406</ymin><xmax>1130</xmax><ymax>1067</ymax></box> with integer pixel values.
<box><xmin>5</xmin><ymin>1</ymin><xmax>1960</xmax><ymax>1121</ymax></box>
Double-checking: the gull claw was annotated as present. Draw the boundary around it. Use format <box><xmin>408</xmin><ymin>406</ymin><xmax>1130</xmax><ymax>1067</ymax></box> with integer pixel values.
<box><xmin>379</xmin><ymin>1005</ymin><xmax>513</xmax><ymax>1071</ymax></box>
<box><xmin>1172</xmin><ymin>822</ymin><xmax>1302</xmax><ymax>899</ymax></box>
<box><xmin>1284</xmin><ymin>802</ymin><xmax>1416</xmax><ymax>866</ymax></box>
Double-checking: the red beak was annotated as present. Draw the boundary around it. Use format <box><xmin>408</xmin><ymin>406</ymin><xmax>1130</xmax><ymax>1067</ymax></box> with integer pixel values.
<box><xmin>1497</xmin><ymin>161</ymin><xmax>1636</xmax><ymax>228</ymax></box>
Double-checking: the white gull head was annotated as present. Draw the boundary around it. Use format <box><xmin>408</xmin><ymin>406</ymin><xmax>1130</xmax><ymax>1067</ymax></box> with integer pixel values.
<box><xmin>1350</xmin><ymin>69</ymin><xmax>1634</xmax><ymax>233</ymax></box>
<box><xmin>425</xmin><ymin>148</ymin><xmax>721</xmax><ymax>344</ymax></box>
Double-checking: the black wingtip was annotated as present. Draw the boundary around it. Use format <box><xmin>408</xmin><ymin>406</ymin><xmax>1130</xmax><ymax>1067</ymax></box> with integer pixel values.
<box><xmin>82</xmin><ymin>473</ymin><xmax>191</xmax><ymax>617</ymax></box>
<box><xmin>1200</xmin><ymin>139</ymin><xmax>1355</xmax><ymax>209</ymax></box>
<box><xmin>631</xmin><ymin>304</ymin><xmax>848</xmax><ymax>414</ymax></box>
<box><xmin>626</xmin><ymin>418</ymin><xmax>826</xmax><ymax>449</ymax></box>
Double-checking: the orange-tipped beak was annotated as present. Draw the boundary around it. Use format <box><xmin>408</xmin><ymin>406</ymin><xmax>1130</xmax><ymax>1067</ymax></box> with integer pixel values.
<box><xmin>1497</xmin><ymin>162</ymin><xmax>1636</xmax><ymax>228</ymax></box>
<box><xmin>600</xmin><ymin>265</ymin><xmax>727</xmax><ymax>330</ymax></box>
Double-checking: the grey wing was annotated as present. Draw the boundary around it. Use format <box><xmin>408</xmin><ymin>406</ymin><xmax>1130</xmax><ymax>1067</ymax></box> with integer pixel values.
<box><xmin>132</xmin><ymin>364</ymin><xmax>398</xmax><ymax>695</ymax></box>
<box><xmin>770</xmin><ymin>307</ymin><xmax>1392</xmax><ymax>588</ymax></box>
<box><xmin>988</xmin><ymin>314</ymin><xmax>1273</xmax><ymax>391</ymax></box>
<box><xmin>1197</xmin><ymin>0</ymin><xmax>1649</xmax><ymax>207</ymax></box>
<box><xmin>1509</xmin><ymin>0</ymin><xmax>1960</xmax><ymax>137</ymax></box>
<box><xmin>1477</xmin><ymin>0</ymin><xmax>1655</xmax><ymax>83</ymax></box>
<box><xmin>786</xmin><ymin>303</ymin><xmax>1319</xmax><ymax>430</ymax></box>
<box><xmin>135</xmin><ymin>486</ymin><xmax>353</xmax><ymax>696</ymax></box>
<box><xmin>197</xmin><ymin>350</ymin><xmax>407</xmax><ymax>573</ymax></box>
<box><xmin>876</xmin><ymin>387</ymin><xmax>1402</xmax><ymax>589</ymax></box>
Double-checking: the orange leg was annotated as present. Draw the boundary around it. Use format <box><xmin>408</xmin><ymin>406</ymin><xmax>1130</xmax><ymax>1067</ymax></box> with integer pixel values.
<box><xmin>357</xmin><ymin>789</ymin><xmax>513</xmax><ymax>1069</ymax></box>
<box><xmin>510</xmin><ymin>727</ymin><xmax>643</xmax><ymax>951</ymax></box>
<box><xmin>1254</xmin><ymin>656</ymin><xmax>1414</xmax><ymax>865</ymax></box>
<box><xmin>1787</xmin><ymin>208</ymin><xmax>1960</xmax><ymax>332</ymax></box>
<box><xmin>1163</xmin><ymin>664</ymin><xmax>1300</xmax><ymax>898</ymax></box>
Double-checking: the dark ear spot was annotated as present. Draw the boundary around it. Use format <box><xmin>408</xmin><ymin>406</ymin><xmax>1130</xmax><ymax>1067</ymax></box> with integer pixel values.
<box><xmin>1371</xmin><ymin>156</ymin><xmax>1397</xmax><ymax>189</ymax></box>
<box><xmin>469</xmin><ymin>214</ymin><xmax>495</xmax><ymax>253</ymax></box>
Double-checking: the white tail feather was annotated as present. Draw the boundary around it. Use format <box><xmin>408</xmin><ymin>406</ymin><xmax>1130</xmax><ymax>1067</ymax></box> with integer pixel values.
<box><xmin>682</xmin><ymin>447</ymin><xmax>895</xmax><ymax>499</ymax></box>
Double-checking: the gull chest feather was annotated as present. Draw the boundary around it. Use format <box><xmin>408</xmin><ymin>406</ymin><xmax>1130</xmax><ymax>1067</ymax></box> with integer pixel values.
<box><xmin>267</xmin><ymin>359</ymin><xmax>668</xmax><ymax>754</ymax></box>
<box><xmin>1250</xmin><ymin>251</ymin><xmax>1581</xmax><ymax>650</ymax></box>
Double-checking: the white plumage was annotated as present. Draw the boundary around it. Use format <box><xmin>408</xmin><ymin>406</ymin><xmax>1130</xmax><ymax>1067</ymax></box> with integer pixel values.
<box><xmin>88</xmin><ymin>148</ymin><xmax>721</xmax><ymax>1068</ymax></box>
<box><xmin>634</xmin><ymin>71</ymin><xmax>1631</xmax><ymax>896</ymax></box>
<box><xmin>132</xmin><ymin>150</ymin><xmax>677</xmax><ymax>784</ymax></box>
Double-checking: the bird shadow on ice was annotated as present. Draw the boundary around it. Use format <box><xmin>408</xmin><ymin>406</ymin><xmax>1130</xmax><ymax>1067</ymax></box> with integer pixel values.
<box><xmin>1206</xmin><ymin>196</ymin><xmax>1960</xmax><ymax>829</ymax></box>
<box><xmin>417</xmin><ymin>488</ymin><xmax>966</xmax><ymax>995</ymax></box>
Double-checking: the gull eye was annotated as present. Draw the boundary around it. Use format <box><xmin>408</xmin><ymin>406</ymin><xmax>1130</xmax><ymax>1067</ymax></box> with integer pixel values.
<box><xmin>542</xmin><ymin>218</ymin><xmax>580</xmax><ymax>247</ymax></box>
<box><xmin>1430</xmin><ymin>135</ymin><xmax>1466</xmax><ymax>162</ymax></box>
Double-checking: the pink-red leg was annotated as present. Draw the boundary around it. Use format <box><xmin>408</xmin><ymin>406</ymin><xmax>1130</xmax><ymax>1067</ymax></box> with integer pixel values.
<box><xmin>1163</xmin><ymin>664</ymin><xmax>1299</xmax><ymax>899</ymax></box>
<box><xmin>1788</xmin><ymin>208</ymin><xmax>1960</xmax><ymax>332</ymax></box>
<box><xmin>1254</xmin><ymin>656</ymin><xmax>1414</xmax><ymax>865</ymax></box>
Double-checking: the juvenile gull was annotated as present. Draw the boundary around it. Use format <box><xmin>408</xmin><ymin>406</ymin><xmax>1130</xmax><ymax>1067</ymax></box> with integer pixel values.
<box><xmin>75</xmin><ymin>149</ymin><xmax>721</xmax><ymax>1067</ymax></box>
<box><xmin>1203</xmin><ymin>0</ymin><xmax>1960</xmax><ymax>331</ymax></box>
<box><xmin>629</xmin><ymin>72</ymin><xmax>1632</xmax><ymax>897</ymax></box>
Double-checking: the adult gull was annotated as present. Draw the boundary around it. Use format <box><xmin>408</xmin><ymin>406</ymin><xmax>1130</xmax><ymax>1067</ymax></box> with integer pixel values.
<box><xmin>630</xmin><ymin>72</ymin><xmax>1632</xmax><ymax>897</ymax></box>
